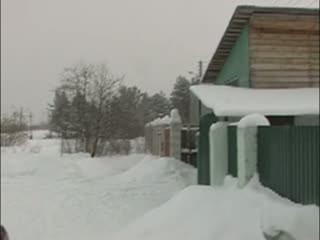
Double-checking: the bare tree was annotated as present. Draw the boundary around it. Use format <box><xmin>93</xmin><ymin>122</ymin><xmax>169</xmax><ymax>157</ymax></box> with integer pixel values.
<box><xmin>89</xmin><ymin>64</ymin><xmax>121</xmax><ymax>157</ymax></box>
<box><xmin>51</xmin><ymin>62</ymin><xmax>122</xmax><ymax>157</ymax></box>
<box><xmin>59</xmin><ymin>63</ymin><xmax>95</xmax><ymax>151</ymax></box>
<box><xmin>1</xmin><ymin>109</ymin><xmax>28</xmax><ymax>146</ymax></box>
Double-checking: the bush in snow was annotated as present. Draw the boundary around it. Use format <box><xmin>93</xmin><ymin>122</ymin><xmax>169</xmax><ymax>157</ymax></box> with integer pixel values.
<box><xmin>1</xmin><ymin>132</ymin><xmax>28</xmax><ymax>147</ymax></box>
<box><xmin>1</xmin><ymin>108</ymin><xmax>29</xmax><ymax>147</ymax></box>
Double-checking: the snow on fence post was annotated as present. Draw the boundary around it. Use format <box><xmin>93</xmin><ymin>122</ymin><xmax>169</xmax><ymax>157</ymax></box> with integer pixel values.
<box><xmin>237</xmin><ymin>114</ymin><xmax>270</xmax><ymax>188</ymax></box>
<box><xmin>157</xmin><ymin>115</ymin><xmax>170</xmax><ymax>157</ymax></box>
<box><xmin>145</xmin><ymin>116</ymin><xmax>171</xmax><ymax>156</ymax></box>
<box><xmin>170</xmin><ymin>109</ymin><xmax>182</xmax><ymax>160</ymax></box>
<box><xmin>209</xmin><ymin>122</ymin><xmax>228</xmax><ymax>186</ymax></box>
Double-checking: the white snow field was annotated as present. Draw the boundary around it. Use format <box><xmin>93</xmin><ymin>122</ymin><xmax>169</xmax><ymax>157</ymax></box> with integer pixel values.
<box><xmin>1</xmin><ymin>131</ymin><xmax>196</xmax><ymax>240</ymax></box>
<box><xmin>1</xmin><ymin>130</ymin><xmax>319</xmax><ymax>240</ymax></box>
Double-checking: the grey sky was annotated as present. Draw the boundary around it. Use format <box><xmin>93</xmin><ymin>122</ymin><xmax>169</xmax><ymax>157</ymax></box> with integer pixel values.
<box><xmin>1</xmin><ymin>0</ymin><xmax>317</xmax><ymax>123</ymax></box>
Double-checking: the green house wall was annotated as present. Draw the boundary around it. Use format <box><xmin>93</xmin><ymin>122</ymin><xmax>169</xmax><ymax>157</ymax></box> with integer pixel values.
<box><xmin>216</xmin><ymin>25</ymin><xmax>250</xmax><ymax>87</ymax></box>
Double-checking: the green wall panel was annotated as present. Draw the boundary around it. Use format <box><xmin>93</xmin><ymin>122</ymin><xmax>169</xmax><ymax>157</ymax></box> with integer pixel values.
<box><xmin>258</xmin><ymin>126</ymin><xmax>319</xmax><ymax>206</ymax></box>
<box><xmin>198</xmin><ymin>113</ymin><xmax>217</xmax><ymax>185</ymax></box>
<box><xmin>216</xmin><ymin>25</ymin><xmax>249</xmax><ymax>87</ymax></box>
<box><xmin>228</xmin><ymin>126</ymin><xmax>238</xmax><ymax>177</ymax></box>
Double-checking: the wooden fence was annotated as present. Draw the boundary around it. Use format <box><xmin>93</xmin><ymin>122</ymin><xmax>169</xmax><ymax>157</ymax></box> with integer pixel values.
<box><xmin>181</xmin><ymin>126</ymin><xmax>199</xmax><ymax>167</ymax></box>
<box><xmin>144</xmin><ymin>122</ymin><xmax>199</xmax><ymax>167</ymax></box>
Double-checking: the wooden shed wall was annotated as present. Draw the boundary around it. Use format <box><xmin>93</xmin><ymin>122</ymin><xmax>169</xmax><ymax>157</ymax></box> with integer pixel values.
<box><xmin>249</xmin><ymin>13</ymin><xmax>319</xmax><ymax>88</ymax></box>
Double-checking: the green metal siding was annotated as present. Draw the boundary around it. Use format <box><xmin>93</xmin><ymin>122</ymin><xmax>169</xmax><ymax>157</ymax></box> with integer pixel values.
<box><xmin>199</xmin><ymin>101</ymin><xmax>212</xmax><ymax>118</ymax></box>
<box><xmin>258</xmin><ymin>126</ymin><xmax>319</xmax><ymax>205</ymax></box>
<box><xmin>189</xmin><ymin>91</ymin><xmax>200</xmax><ymax>126</ymax></box>
<box><xmin>228</xmin><ymin>126</ymin><xmax>238</xmax><ymax>177</ymax></box>
<box><xmin>198</xmin><ymin>113</ymin><xmax>217</xmax><ymax>185</ymax></box>
<box><xmin>216</xmin><ymin>25</ymin><xmax>250</xmax><ymax>87</ymax></box>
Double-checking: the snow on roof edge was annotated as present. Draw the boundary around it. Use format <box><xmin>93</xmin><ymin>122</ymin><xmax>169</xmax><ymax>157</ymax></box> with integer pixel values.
<box><xmin>190</xmin><ymin>85</ymin><xmax>320</xmax><ymax>117</ymax></box>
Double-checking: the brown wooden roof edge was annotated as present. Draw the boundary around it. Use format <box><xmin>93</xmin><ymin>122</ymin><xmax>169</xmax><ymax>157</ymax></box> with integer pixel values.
<box><xmin>201</xmin><ymin>5</ymin><xmax>320</xmax><ymax>83</ymax></box>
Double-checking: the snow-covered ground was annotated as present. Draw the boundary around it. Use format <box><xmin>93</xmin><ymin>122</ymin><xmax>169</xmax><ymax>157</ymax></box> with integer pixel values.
<box><xmin>1</xmin><ymin>130</ymin><xmax>319</xmax><ymax>240</ymax></box>
<box><xmin>1</xmin><ymin>131</ymin><xmax>196</xmax><ymax>240</ymax></box>
<box><xmin>113</xmin><ymin>176</ymin><xmax>319</xmax><ymax>240</ymax></box>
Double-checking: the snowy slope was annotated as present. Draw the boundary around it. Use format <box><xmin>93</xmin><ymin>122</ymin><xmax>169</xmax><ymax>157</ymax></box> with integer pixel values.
<box><xmin>112</xmin><ymin>176</ymin><xmax>319</xmax><ymax>240</ymax></box>
<box><xmin>1</xmin><ymin>133</ymin><xmax>196</xmax><ymax>240</ymax></box>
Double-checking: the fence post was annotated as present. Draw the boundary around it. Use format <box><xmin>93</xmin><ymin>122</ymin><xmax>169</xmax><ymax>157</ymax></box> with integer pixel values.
<box><xmin>157</xmin><ymin>126</ymin><xmax>162</xmax><ymax>156</ymax></box>
<box><xmin>152</xmin><ymin>126</ymin><xmax>159</xmax><ymax>155</ymax></box>
<box><xmin>237</xmin><ymin>114</ymin><xmax>270</xmax><ymax>188</ymax></box>
<box><xmin>170</xmin><ymin>109</ymin><xmax>182</xmax><ymax>160</ymax></box>
<box><xmin>144</xmin><ymin>123</ymin><xmax>152</xmax><ymax>154</ymax></box>
<box><xmin>209</xmin><ymin>122</ymin><xmax>228</xmax><ymax>186</ymax></box>
<box><xmin>159</xmin><ymin>125</ymin><xmax>166</xmax><ymax>157</ymax></box>
<box><xmin>237</xmin><ymin>127</ymin><xmax>258</xmax><ymax>187</ymax></box>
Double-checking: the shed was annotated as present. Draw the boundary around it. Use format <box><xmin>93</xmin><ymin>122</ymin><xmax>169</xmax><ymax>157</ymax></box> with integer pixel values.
<box><xmin>189</xmin><ymin>5</ymin><xmax>320</xmax><ymax>126</ymax></box>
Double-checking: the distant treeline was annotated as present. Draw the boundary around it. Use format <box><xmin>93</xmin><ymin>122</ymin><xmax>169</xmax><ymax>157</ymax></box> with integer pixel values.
<box><xmin>49</xmin><ymin>62</ymin><xmax>194</xmax><ymax>157</ymax></box>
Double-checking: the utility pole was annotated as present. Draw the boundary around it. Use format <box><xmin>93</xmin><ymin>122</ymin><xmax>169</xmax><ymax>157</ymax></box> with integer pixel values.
<box><xmin>189</xmin><ymin>60</ymin><xmax>204</xmax><ymax>84</ymax></box>
<box><xmin>29</xmin><ymin>112</ymin><xmax>33</xmax><ymax>139</ymax></box>
<box><xmin>195</xmin><ymin>60</ymin><xmax>203</xmax><ymax>83</ymax></box>
<box><xmin>198</xmin><ymin>60</ymin><xmax>203</xmax><ymax>81</ymax></box>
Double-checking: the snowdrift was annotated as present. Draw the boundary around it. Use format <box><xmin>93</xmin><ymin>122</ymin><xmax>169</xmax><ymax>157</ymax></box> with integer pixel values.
<box><xmin>115</xmin><ymin>156</ymin><xmax>196</xmax><ymax>186</ymax></box>
<box><xmin>112</xmin><ymin>176</ymin><xmax>319</xmax><ymax>240</ymax></box>
<box><xmin>1</xmin><ymin>136</ymin><xmax>198</xmax><ymax>240</ymax></box>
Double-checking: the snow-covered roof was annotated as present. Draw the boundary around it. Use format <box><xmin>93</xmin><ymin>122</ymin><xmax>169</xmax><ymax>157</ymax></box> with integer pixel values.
<box><xmin>149</xmin><ymin>115</ymin><xmax>171</xmax><ymax>126</ymax></box>
<box><xmin>190</xmin><ymin>84</ymin><xmax>320</xmax><ymax>117</ymax></box>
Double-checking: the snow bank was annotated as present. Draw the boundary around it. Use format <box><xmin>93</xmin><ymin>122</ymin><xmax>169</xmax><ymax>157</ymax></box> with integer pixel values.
<box><xmin>73</xmin><ymin>154</ymin><xmax>145</xmax><ymax>178</ymax></box>
<box><xmin>116</xmin><ymin>156</ymin><xmax>196</xmax><ymax>186</ymax></box>
<box><xmin>1</xmin><ymin>139</ymin><xmax>61</xmax><ymax>178</ymax></box>
<box><xmin>112</xmin><ymin>176</ymin><xmax>319</xmax><ymax>240</ymax></box>
<box><xmin>190</xmin><ymin>84</ymin><xmax>319</xmax><ymax>116</ymax></box>
<box><xmin>1</xmin><ymin>138</ymin><xmax>197</xmax><ymax>240</ymax></box>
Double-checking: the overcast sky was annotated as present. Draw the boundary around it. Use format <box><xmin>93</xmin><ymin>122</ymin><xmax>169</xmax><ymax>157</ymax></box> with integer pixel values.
<box><xmin>1</xmin><ymin>0</ymin><xmax>317</xmax><ymax>123</ymax></box>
